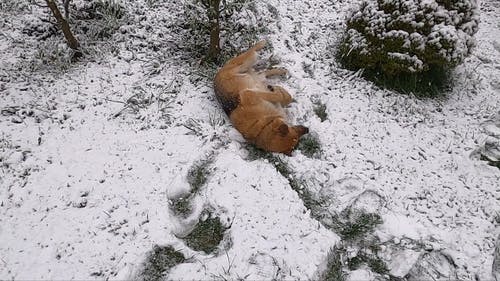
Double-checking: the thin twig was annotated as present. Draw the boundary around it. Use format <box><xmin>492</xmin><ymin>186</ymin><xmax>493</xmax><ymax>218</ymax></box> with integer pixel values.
<box><xmin>63</xmin><ymin>0</ymin><xmax>70</xmax><ymax>20</ymax></box>
<box><xmin>30</xmin><ymin>0</ymin><xmax>48</xmax><ymax>8</ymax></box>
<box><xmin>104</xmin><ymin>98</ymin><xmax>127</xmax><ymax>104</ymax></box>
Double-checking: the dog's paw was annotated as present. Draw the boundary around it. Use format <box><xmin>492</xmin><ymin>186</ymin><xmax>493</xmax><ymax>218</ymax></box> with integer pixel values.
<box><xmin>281</xmin><ymin>92</ymin><xmax>293</xmax><ymax>105</ymax></box>
<box><xmin>253</xmin><ymin>40</ymin><xmax>266</xmax><ymax>51</ymax></box>
<box><xmin>263</xmin><ymin>68</ymin><xmax>288</xmax><ymax>78</ymax></box>
<box><xmin>269</xmin><ymin>85</ymin><xmax>283</xmax><ymax>93</ymax></box>
<box><xmin>273</xmin><ymin>86</ymin><xmax>292</xmax><ymax>104</ymax></box>
<box><xmin>273</xmin><ymin>68</ymin><xmax>288</xmax><ymax>76</ymax></box>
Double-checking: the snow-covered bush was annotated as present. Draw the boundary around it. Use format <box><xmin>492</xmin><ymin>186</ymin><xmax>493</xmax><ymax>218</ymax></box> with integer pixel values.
<box><xmin>338</xmin><ymin>0</ymin><xmax>479</xmax><ymax>93</ymax></box>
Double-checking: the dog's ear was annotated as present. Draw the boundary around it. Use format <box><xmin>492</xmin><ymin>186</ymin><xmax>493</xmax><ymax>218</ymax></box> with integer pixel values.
<box><xmin>278</xmin><ymin>124</ymin><xmax>288</xmax><ymax>137</ymax></box>
<box><xmin>295</xmin><ymin>125</ymin><xmax>309</xmax><ymax>137</ymax></box>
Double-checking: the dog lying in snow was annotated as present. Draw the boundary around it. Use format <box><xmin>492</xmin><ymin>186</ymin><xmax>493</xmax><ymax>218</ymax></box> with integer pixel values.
<box><xmin>214</xmin><ymin>40</ymin><xmax>308</xmax><ymax>155</ymax></box>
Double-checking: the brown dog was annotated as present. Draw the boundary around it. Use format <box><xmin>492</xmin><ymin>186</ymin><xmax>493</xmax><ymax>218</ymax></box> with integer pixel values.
<box><xmin>214</xmin><ymin>40</ymin><xmax>308</xmax><ymax>155</ymax></box>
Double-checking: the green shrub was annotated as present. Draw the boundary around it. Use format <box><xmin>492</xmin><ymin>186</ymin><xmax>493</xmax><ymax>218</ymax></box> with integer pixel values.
<box><xmin>338</xmin><ymin>0</ymin><xmax>479</xmax><ymax>95</ymax></box>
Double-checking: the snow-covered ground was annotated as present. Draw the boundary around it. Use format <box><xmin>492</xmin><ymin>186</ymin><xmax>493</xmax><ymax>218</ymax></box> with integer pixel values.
<box><xmin>1</xmin><ymin>0</ymin><xmax>499</xmax><ymax>280</ymax></box>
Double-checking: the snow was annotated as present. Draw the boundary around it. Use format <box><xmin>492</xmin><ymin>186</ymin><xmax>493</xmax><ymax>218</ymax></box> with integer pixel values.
<box><xmin>1</xmin><ymin>0</ymin><xmax>499</xmax><ymax>280</ymax></box>
<box><xmin>347</xmin><ymin>267</ymin><xmax>375</xmax><ymax>281</ymax></box>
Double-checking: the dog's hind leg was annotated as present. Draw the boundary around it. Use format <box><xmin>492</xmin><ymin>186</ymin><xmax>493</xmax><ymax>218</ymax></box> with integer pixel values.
<box><xmin>224</xmin><ymin>40</ymin><xmax>267</xmax><ymax>72</ymax></box>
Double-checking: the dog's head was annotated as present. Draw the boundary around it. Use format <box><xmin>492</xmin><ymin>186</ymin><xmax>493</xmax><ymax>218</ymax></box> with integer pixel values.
<box><xmin>268</xmin><ymin>122</ymin><xmax>309</xmax><ymax>155</ymax></box>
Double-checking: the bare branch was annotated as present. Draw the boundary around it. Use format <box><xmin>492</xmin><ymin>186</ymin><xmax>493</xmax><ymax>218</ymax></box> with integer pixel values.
<box><xmin>39</xmin><ymin>17</ymin><xmax>58</xmax><ymax>25</ymax></box>
<box><xmin>63</xmin><ymin>0</ymin><xmax>70</xmax><ymax>20</ymax></box>
<box><xmin>30</xmin><ymin>0</ymin><xmax>48</xmax><ymax>8</ymax></box>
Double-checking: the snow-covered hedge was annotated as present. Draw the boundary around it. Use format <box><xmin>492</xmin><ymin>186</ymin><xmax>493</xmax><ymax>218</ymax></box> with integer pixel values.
<box><xmin>339</xmin><ymin>0</ymin><xmax>479</xmax><ymax>76</ymax></box>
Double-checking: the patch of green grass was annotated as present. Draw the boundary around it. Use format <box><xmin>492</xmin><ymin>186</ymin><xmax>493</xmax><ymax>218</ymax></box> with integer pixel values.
<box><xmin>326</xmin><ymin>210</ymin><xmax>390</xmax><ymax>277</ymax></box>
<box><xmin>170</xmin><ymin>196</ymin><xmax>193</xmax><ymax>218</ymax></box>
<box><xmin>322</xmin><ymin>239</ymin><xmax>391</xmax><ymax>280</ymax></box>
<box><xmin>288</xmin><ymin>177</ymin><xmax>326</xmax><ymax>218</ymax></box>
<box><xmin>183</xmin><ymin>213</ymin><xmax>227</xmax><ymax>254</ymax></box>
<box><xmin>320</xmin><ymin>246</ymin><xmax>346</xmax><ymax>281</ymax></box>
<box><xmin>169</xmin><ymin>158</ymin><xmax>213</xmax><ymax>218</ymax></box>
<box><xmin>247</xmin><ymin>147</ymin><xmax>297</xmax><ymax>189</ymax></box>
<box><xmin>313</xmin><ymin>101</ymin><xmax>328</xmax><ymax>122</ymax></box>
<box><xmin>187</xmin><ymin>159</ymin><xmax>212</xmax><ymax>194</ymax></box>
<box><xmin>268</xmin><ymin>154</ymin><xmax>292</xmax><ymax>178</ymax></box>
<box><xmin>480</xmin><ymin>155</ymin><xmax>500</xmax><ymax>170</ymax></box>
<box><xmin>336</xmin><ymin>212</ymin><xmax>383</xmax><ymax>241</ymax></box>
<box><xmin>245</xmin><ymin>144</ymin><xmax>274</xmax><ymax>161</ymax></box>
<box><xmin>346</xmin><ymin>254</ymin><xmax>363</xmax><ymax>270</ymax></box>
<box><xmin>297</xmin><ymin>134</ymin><xmax>322</xmax><ymax>158</ymax></box>
<box><xmin>367</xmin><ymin>255</ymin><xmax>389</xmax><ymax>275</ymax></box>
<box><xmin>347</xmin><ymin>251</ymin><xmax>389</xmax><ymax>275</ymax></box>
<box><xmin>140</xmin><ymin>245</ymin><xmax>185</xmax><ymax>281</ymax></box>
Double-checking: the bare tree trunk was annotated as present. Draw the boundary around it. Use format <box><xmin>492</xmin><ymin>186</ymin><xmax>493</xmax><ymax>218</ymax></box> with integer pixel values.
<box><xmin>206</xmin><ymin>0</ymin><xmax>221</xmax><ymax>62</ymax></box>
<box><xmin>45</xmin><ymin>0</ymin><xmax>80</xmax><ymax>53</ymax></box>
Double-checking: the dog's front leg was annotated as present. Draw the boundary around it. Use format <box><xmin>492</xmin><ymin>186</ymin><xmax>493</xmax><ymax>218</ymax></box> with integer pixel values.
<box><xmin>261</xmin><ymin>68</ymin><xmax>288</xmax><ymax>78</ymax></box>
<box><xmin>225</xmin><ymin>40</ymin><xmax>267</xmax><ymax>72</ymax></box>
<box><xmin>265</xmin><ymin>86</ymin><xmax>293</xmax><ymax>106</ymax></box>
